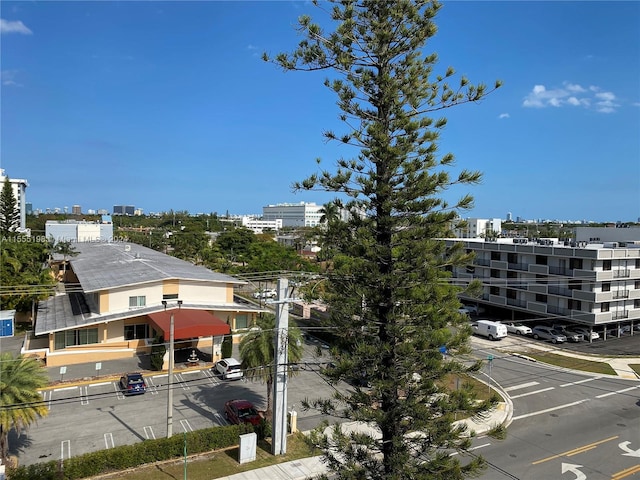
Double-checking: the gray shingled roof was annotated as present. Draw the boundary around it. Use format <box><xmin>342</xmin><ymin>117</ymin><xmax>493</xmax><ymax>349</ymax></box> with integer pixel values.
<box><xmin>70</xmin><ymin>242</ymin><xmax>245</xmax><ymax>292</ymax></box>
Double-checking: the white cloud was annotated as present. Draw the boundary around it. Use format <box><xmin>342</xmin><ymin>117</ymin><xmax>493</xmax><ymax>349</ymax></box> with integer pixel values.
<box><xmin>523</xmin><ymin>82</ymin><xmax>622</xmax><ymax>113</ymax></box>
<box><xmin>1</xmin><ymin>70</ymin><xmax>22</xmax><ymax>87</ymax></box>
<box><xmin>498</xmin><ymin>113</ymin><xmax>510</xmax><ymax>119</ymax></box>
<box><xmin>0</xmin><ymin>18</ymin><xmax>32</xmax><ymax>35</ymax></box>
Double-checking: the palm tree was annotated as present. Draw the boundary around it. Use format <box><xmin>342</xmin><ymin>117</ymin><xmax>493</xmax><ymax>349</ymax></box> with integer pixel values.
<box><xmin>239</xmin><ymin>314</ymin><xmax>304</xmax><ymax>416</ymax></box>
<box><xmin>0</xmin><ymin>353</ymin><xmax>49</xmax><ymax>465</ymax></box>
<box><xmin>318</xmin><ymin>201</ymin><xmax>341</xmax><ymax>226</ymax></box>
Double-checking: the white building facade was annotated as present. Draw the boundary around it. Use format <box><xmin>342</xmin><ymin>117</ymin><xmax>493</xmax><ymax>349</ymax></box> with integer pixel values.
<box><xmin>262</xmin><ymin>202</ymin><xmax>324</xmax><ymax>227</ymax></box>
<box><xmin>453</xmin><ymin>217</ymin><xmax>502</xmax><ymax>239</ymax></box>
<box><xmin>447</xmin><ymin>228</ymin><xmax>640</xmax><ymax>334</ymax></box>
<box><xmin>0</xmin><ymin>169</ymin><xmax>29</xmax><ymax>232</ymax></box>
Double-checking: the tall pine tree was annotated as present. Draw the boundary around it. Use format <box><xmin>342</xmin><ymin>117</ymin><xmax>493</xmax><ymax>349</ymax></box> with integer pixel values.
<box><xmin>0</xmin><ymin>177</ymin><xmax>20</xmax><ymax>236</ymax></box>
<box><xmin>267</xmin><ymin>1</ymin><xmax>501</xmax><ymax>478</ymax></box>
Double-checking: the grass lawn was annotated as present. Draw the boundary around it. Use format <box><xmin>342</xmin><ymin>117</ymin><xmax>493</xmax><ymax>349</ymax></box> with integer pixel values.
<box><xmin>630</xmin><ymin>364</ymin><xmax>640</xmax><ymax>377</ymax></box>
<box><xmin>100</xmin><ymin>432</ymin><xmax>318</xmax><ymax>480</ymax></box>
<box><xmin>525</xmin><ymin>352</ymin><xmax>617</xmax><ymax>375</ymax></box>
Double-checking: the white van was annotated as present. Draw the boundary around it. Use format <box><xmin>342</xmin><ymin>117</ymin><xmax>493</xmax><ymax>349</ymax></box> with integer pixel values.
<box><xmin>472</xmin><ymin>320</ymin><xmax>508</xmax><ymax>340</ymax></box>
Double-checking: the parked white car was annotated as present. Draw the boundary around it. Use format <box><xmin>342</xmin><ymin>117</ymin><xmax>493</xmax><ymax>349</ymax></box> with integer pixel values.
<box><xmin>571</xmin><ymin>326</ymin><xmax>600</xmax><ymax>341</ymax></box>
<box><xmin>212</xmin><ymin>357</ymin><xmax>244</xmax><ymax>380</ymax></box>
<box><xmin>503</xmin><ymin>322</ymin><xmax>532</xmax><ymax>336</ymax></box>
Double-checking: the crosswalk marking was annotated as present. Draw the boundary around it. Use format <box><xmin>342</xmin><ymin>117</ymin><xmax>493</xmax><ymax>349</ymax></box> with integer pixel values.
<box><xmin>560</xmin><ymin>377</ymin><xmax>600</xmax><ymax>388</ymax></box>
<box><xmin>595</xmin><ymin>385</ymin><xmax>640</xmax><ymax>399</ymax></box>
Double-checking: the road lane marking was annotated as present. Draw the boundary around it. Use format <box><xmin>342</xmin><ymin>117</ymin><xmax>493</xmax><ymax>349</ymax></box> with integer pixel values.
<box><xmin>595</xmin><ymin>386</ymin><xmax>639</xmax><ymax>399</ymax></box>
<box><xmin>143</xmin><ymin>426</ymin><xmax>156</xmax><ymax>440</ymax></box>
<box><xmin>559</xmin><ymin>377</ymin><xmax>601</xmax><ymax>388</ymax></box>
<box><xmin>510</xmin><ymin>387</ymin><xmax>555</xmax><ymax>399</ymax></box>
<box><xmin>113</xmin><ymin>382</ymin><xmax>124</xmax><ymax>400</ymax></box>
<box><xmin>504</xmin><ymin>381</ymin><xmax>540</xmax><ymax>392</ymax></box>
<box><xmin>613</xmin><ymin>464</ymin><xmax>640</xmax><ymax>480</ymax></box>
<box><xmin>181</xmin><ymin>370</ymin><xmax>200</xmax><ymax>375</ymax></box>
<box><xmin>512</xmin><ymin>399</ymin><xmax>589</xmax><ymax>421</ymax></box>
<box><xmin>532</xmin><ymin>435</ymin><xmax>619</xmax><ymax>465</ymax></box>
<box><xmin>55</xmin><ymin>386</ymin><xmax>78</xmax><ymax>392</ymax></box>
<box><xmin>41</xmin><ymin>390</ymin><xmax>52</xmax><ymax>410</ymax></box>
<box><xmin>104</xmin><ymin>432</ymin><xmax>115</xmax><ymax>449</ymax></box>
<box><xmin>60</xmin><ymin>440</ymin><xmax>70</xmax><ymax>461</ymax></box>
<box><xmin>180</xmin><ymin>419</ymin><xmax>193</xmax><ymax>432</ymax></box>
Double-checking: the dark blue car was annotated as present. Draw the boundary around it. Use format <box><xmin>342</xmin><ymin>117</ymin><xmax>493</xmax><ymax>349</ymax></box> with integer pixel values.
<box><xmin>119</xmin><ymin>372</ymin><xmax>147</xmax><ymax>395</ymax></box>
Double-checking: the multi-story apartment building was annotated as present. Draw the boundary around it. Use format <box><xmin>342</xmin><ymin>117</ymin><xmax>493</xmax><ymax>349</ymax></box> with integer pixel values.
<box><xmin>27</xmin><ymin>241</ymin><xmax>263</xmax><ymax>366</ymax></box>
<box><xmin>45</xmin><ymin>217</ymin><xmax>114</xmax><ymax>243</ymax></box>
<box><xmin>262</xmin><ymin>202</ymin><xmax>324</xmax><ymax>227</ymax></box>
<box><xmin>453</xmin><ymin>218</ymin><xmax>502</xmax><ymax>239</ymax></box>
<box><xmin>448</xmin><ymin>227</ymin><xmax>640</xmax><ymax>336</ymax></box>
<box><xmin>0</xmin><ymin>168</ymin><xmax>29</xmax><ymax>232</ymax></box>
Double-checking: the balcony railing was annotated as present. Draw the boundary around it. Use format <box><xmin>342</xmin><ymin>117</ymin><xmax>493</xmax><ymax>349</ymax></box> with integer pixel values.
<box><xmin>613</xmin><ymin>269</ymin><xmax>630</xmax><ymax>278</ymax></box>
<box><xmin>549</xmin><ymin>266</ymin><xmax>572</xmax><ymax>276</ymax></box>
<box><xmin>612</xmin><ymin>290</ymin><xmax>629</xmax><ymax>299</ymax></box>
<box><xmin>548</xmin><ymin>285</ymin><xmax>572</xmax><ymax>297</ymax></box>
<box><xmin>508</xmin><ymin>262</ymin><xmax>529</xmax><ymax>271</ymax></box>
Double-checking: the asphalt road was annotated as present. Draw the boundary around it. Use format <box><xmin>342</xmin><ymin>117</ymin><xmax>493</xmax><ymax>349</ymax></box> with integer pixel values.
<box><xmin>465</xmin><ymin>347</ymin><xmax>640</xmax><ymax>480</ymax></box>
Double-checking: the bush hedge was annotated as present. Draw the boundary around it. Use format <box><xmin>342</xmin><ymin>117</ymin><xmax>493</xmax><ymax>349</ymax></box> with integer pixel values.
<box><xmin>8</xmin><ymin>423</ymin><xmax>253</xmax><ymax>480</ymax></box>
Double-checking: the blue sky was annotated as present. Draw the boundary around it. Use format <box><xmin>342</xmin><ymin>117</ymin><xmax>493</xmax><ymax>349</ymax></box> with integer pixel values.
<box><xmin>2</xmin><ymin>1</ymin><xmax>639</xmax><ymax>222</ymax></box>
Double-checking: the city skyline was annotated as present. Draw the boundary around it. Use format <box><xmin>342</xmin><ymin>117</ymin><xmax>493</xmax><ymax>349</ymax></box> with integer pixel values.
<box><xmin>2</xmin><ymin>1</ymin><xmax>639</xmax><ymax>222</ymax></box>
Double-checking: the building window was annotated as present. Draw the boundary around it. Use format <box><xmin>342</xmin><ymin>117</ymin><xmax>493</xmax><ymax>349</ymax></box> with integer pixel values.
<box><xmin>602</xmin><ymin>260</ymin><xmax>611</xmax><ymax>271</ymax></box>
<box><xmin>601</xmin><ymin>283</ymin><xmax>611</xmax><ymax>292</ymax></box>
<box><xmin>507</xmin><ymin>253</ymin><xmax>517</xmax><ymax>264</ymax></box>
<box><xmin>635</xmin><ymin>280</ymin><xmax>640</xmax><ymax>290</ymax></box>
<box><xmin>506</xmin><ymin>289</ymin><xmax>517</xmax><ymax>300</ymax></box>
<box><xmin>54</xmin><ymin>328</ymin><xmax>99</xmax><ymax>349</ymax></box>
<box><xmin>490</xmin><ymin>269</ymin><xmax>500</xmax><ymax>278</ymax></box>
<box><xmin>536</xmin><ymin>294</ymin><xmax>547</xmax><ymax>303</ymax></box>
<box><xmin>490</xmin><ymin>286</ymin><xmax>500</xmax><ymax>296</ymax></box>
<box><xmin>569</xmin><ymin>258</ymin><xmax>583</xmax><ymax>270</ymax></box>
<box><xmin>491</xmin><ymin>251</ymin><xmax>501</xmax><ymax>261</ymax></box>
<box><xmin>601</xmin><ymin>302</ymin><xmax>610</xmax><ymax>312</ymax></box>
<box><xmin>235</xmin><ymin>314</ymin><xmax>249</xmax><ymax>329</ymax></box>
<box><xmin>635</xmin><ymin>299</ymin><xmax>640</xmax><ymax>308</ymax></box>
<box><xmin>163</xmin><ymin>293</ymin><xmax>179</xmax><ymax>300</ymax></box>
<box><xmin>636</xmin><ymin>259</ymin><xmax>640</xmax><ymax>269</ymax></box>
<box><xmin>569</xmin><ymin>280</ymin><xmax>581</xmax><ymax>291</ymax></box>
<box><xmin>129</xmin><ymin>296</ymin><xmax>146</xmax><ymax>308</ymax></box>
<box><xmin>568</xmin><ymin>299</ymin><xmax>582</xmax><ymax>311</ymax></box>
<box><xmin>535</xmin><ymin>255</ymin><xmax>547</xmax><ymax>266</ymax></box>
<box><xmin>124</xmin><ymin>324</ymin><xmax>149</xmax><ymax>340</ymax></box>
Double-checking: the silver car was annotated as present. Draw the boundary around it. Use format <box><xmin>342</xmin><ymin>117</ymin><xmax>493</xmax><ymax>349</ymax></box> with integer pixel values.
<box><xmin>531</xmin><ymin>326</ymin><xmax>567</xmax><ymax>344</ymax></box>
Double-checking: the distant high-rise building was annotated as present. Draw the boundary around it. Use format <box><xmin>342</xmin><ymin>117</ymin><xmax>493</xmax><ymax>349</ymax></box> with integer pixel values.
<box><xmin>113</xmin><ymin>205</ymin><xmax>135</xmax><ymax>216</ymax></box>
<box><xmin>26</xmin><ymin>202</ymin><xmax>33</xmax><ymax>215</ymax></box>
<box><xmin>262</xmin><ymin>202</ymin><xmax>324</xmax><ymax>227</ymax></box>
<box><xmin>0</xmin><ymin>169</ymin><xmax>29</xmax><ymax>232</ymax></box>
<box><xmin>72</xmin><ymin>205</ymin><xmax>82</xmax><ymax>215</ymax></box>
<box><xmin>506</xmin><ymin>212</ymin><xmax>512</xmax><ymax>222</ymax></box>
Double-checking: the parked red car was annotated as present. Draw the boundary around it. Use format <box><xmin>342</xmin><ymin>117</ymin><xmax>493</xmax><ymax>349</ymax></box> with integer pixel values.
<box><xmin>224</xmin><ymin>399</ymin><xmax>262</xmax><ymax>426</ymax></box>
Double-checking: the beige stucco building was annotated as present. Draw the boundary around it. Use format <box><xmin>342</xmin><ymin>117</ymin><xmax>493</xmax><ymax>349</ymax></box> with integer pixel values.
<box><xmin>26</xmin><ymin>241</ymin><xmax>263</xmax><ymax>366</ymax></box>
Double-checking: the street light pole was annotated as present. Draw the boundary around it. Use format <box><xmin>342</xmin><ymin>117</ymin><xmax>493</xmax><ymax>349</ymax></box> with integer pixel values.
<box><xmin>162</xmin><ymin>299</ymin><xmax>182</xmax><ymax>438</ymax></box>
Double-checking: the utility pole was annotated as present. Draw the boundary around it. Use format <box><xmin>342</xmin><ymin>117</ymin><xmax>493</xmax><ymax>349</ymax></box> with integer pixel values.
<box><xmin>162</xmin><ymin>299</ymin><xmax>182</xmax><ymax>437</ymax></box>
<box><xmin>272</xmin><ymin>278</ymin><xmax>289</xmax><ymax>455</ymax></box>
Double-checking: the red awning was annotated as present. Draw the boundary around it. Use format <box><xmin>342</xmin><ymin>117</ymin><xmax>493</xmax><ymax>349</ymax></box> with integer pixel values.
<box><xmin>148</xmin><ymin>309</ymin><xmax>231</xmax><ymax>340</ymax></box>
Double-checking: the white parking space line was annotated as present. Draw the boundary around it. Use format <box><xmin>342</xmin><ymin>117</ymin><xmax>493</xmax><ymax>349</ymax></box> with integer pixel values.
<box><xmin>469</xmin><ymin>442</ymin><xmax>491</xmax><ymax>451</ymax></box>
<box><xmin>80</xmin><ymin>386</ymin><xmax>89</xmax><ymax>405</ymax></box>
<box><xmin>180</xmin><ymin>370</ymin><xmax>201</xmax><ymax>375</ymax></box>
<box><xmin>180</xmin><ymin>419</ymin><xmax>193</xmax><ymax>432</ymax></box>
<box><xmin>175</xmin><ymin>373</ymin><xmax>190</xmax><ymax>390</ymax></box>
<box><xmin>104</xmin><ymin>432</ymin><xmax>115</xmax><ymax>449</ymax></box>
<box><xmin>213</xmin><ymin>412</ymin><xmax>227</xmax><ymax>425</ymax></box>
<box><xmin>61</xmin><ymin>440</ymin><xmax>71</xmax><ymax>461</ymax></box>
<box><xmin>113</xmin><ymin>382</ymin><xmax>124</xmax><ymax>400</ymax></box>
<box><xmin>90</xmin><ymin>381</ymin><xmax>112</xmax><ymax>387</ymax></box>
<box><xmin>202</xmin><ymin>369</ymin><xmax>219</xmax><ymax>385</ymax></box>
<box><xmin>595</xmin><ymin>385</ymin><xmax>640</xmax><ymax>399</ymax></box>
<box><xmin>559</xmin><ymin>377</ymin><xmax>601</xmax><ymax>388</ymax></box>
<box><xmin>504</xmin><ymin>381</ymin><xmax>540</xmax><ymax>392</ymax></box>
<box><xmin>55</xmin><ymin>386</ymin><xmax>78</xmax><ymax>392</ymax></box>
<box><xmin>40</xmin><ymin>390</ymin><xmax>53</xmax><ymax>410</ymax></box>
<box><xmin>510</xmin><ymin>387</ymin><xmax>555</xmax><ymax>399</ymax></box>
<box><xmin>145</xmin><ymin>377</ymin><xmax>159</xmax><ymax>395</ymax></box>
<box><xmin>143</xmin><ymin>426</ymin><xmax>156</xmax><ymax>440</ymax></box>
<box><xmin>512</xmin><ymin>399</ymin><xmax>589</xmax><ymax>421</ymax></box>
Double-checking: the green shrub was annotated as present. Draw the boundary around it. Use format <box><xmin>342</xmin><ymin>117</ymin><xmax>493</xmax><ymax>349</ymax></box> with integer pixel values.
<box><xmin>221</xmin><ymin>334</ymin><xmax>233</xmax><ymax>358</ymax></box>
<box><xmin>8</xmin><ymin>424</ymin><xmax>254</xmax><ymax>480</ymax></box>
<box><xmin>150</xmin><ymin>337</ymin><xmax>166</xmax><ymax>371</ymax></box>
